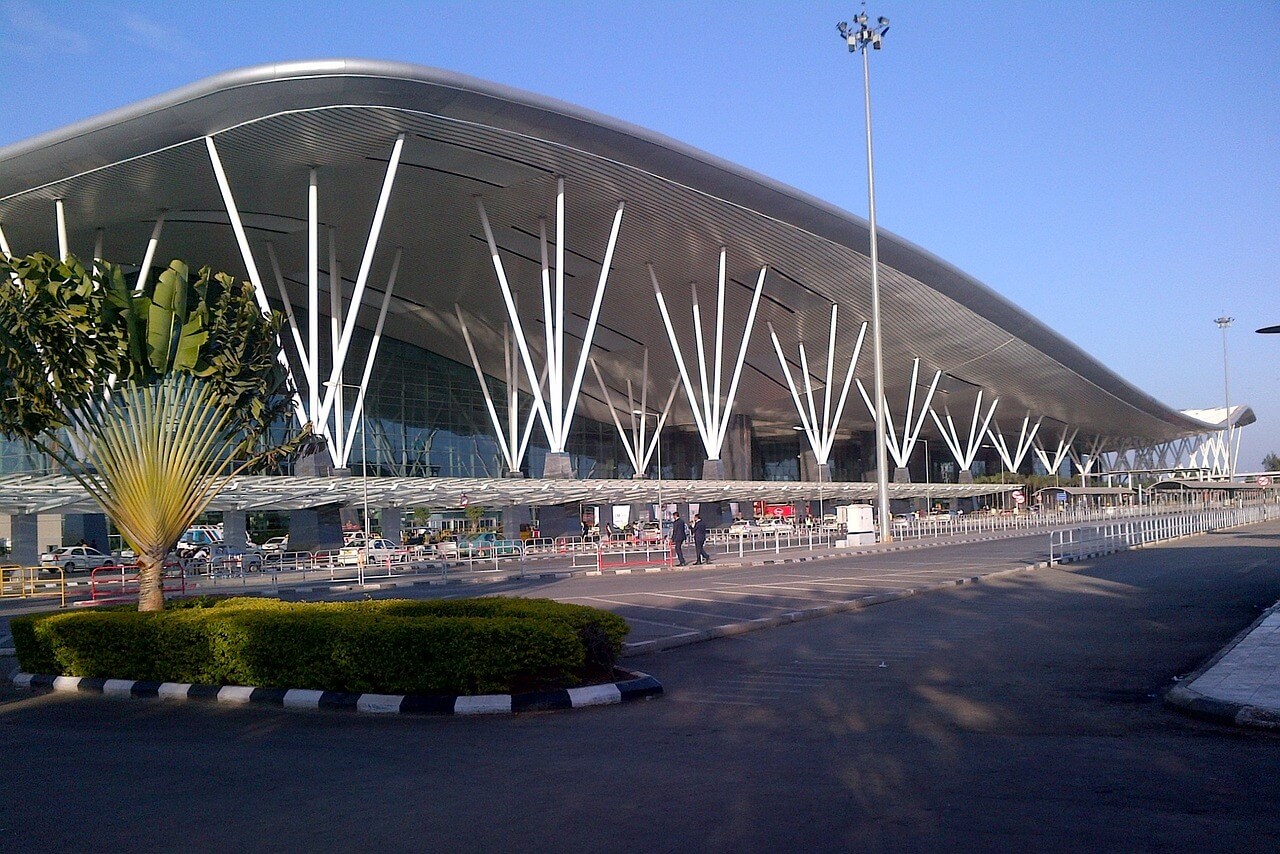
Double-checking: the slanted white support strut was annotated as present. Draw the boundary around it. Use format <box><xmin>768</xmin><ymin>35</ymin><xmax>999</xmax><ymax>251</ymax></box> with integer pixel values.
<box><xmin>1068</xmin><ymin>435</ymin><xmax>1109</xmax><ymax>485</ymax></box>
<box><xmin>768</xmin><ymin>306</ymin><xmax>867</xmax><ymax>467</ymax></box>
<box><xmin>590</xmin><ymin>351</ymin><xmax>680</xmax><ymax>477</ymax></box>
<box><xmin>651</xmin><ymin>251</ymin><xmax>767</xmax><ymax>461</ymax></box>
<box><xmin>987</xmin><ymin>413</ymin><xmax>1042</xmax><ymax>473</ymax></box>
<box><xmin>855</xmin><ymin>358</ymin><xmax>941</xmax><ymax>469</ymax></box>
<box><xmin>55</xmin><ymin>200</ymin><xmax>68</xmax><ymax>261</ymax></box>
<box><xmin>0</xmin><ymin>223</ymin><xmax>13</xmax><ymax>258</ymax></box>
<box><xmin>930</xmin><ymin>390</ymin><xmax>999</xmax><ymax>473</ymax></box>
<box><xmin>456</xmin><ymin>306</ymin><xmax>544</xmax><ymax>473</ymax></box>
<box><xmin>474</xmin><ymin>179</ymin><xmax>625</xmax><ymax>454</ymax></box>
<box><xmin>337</xmin><ymin>248</ymin><xmax>402</xmax><ymax>470</ymax></box>
<box><xmin>307</xmin><ymin>169</ymin><xmax>320</xmax><ymax>434</ymax></box>
<box><xmin>1033</xmin><ymin>424</ymin><xmax>1079</xmax><ymax>477</ymax></box>
<box><xmin>205</xmin><ymin>135</ymin><xmax>307</xmax><ymax>428</ymax></box>
<box><xmin>136</xmin><ymin>212</ymin><xmax>166</xmax><ymax>292</ymax></box>
<box><xmin>316</xmin><ymin>134</ymin><xmax>405</xmax><ymax>433</ymax></box>
<box><xmin>265</xmin><ymin>241</ymin><xmax>314</xmax><ymax>397</ymax></box>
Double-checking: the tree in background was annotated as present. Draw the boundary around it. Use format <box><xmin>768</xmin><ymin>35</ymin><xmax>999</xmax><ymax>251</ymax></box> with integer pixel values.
<box><xmin>1262</xmin><ymin>453</ymin><xmax>1280</xmax><ymax>472</ymax></box>
<box><xmin>0</xmin><ymin>253</ymin><xmax>313</xmax><ymax>610</ymax></box>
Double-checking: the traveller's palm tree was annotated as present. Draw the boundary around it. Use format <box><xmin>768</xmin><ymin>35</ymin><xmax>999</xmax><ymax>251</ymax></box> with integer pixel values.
<box><xmin>0</xmin><ymin>253</ymin><xmax>312</xmax><ymax>610</ymax></box>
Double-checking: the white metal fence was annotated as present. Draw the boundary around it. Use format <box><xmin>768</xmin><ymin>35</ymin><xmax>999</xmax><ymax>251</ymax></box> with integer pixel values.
<box><xmin>1048</xmin><ymin>503</ymin><xmax>1280</xmax><ymax>564</ymax></box>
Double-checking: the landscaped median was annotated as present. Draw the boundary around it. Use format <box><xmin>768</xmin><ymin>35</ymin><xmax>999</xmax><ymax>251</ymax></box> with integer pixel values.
<box><xmin>10</xmin><ymin>596</ymin><xmax>661</xmax><ymax>715</ymax></box>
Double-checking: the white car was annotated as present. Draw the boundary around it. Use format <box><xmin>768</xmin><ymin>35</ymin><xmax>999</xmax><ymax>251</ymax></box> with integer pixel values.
<box><xmin>40</xmin><ymin>545</ymin><xmax>116</xmax><ymax>573</ymax></box>
<box><xmin>758</xmin><ymin>519</ymin><xmax>794</xmax><ymax>534</ymax></box>
<box><xmin>339</xmin><ymin>538</ymin><xmax>406</xmax><ymax>565</ymax></box>
<box><xmin>728</xmin><ymin>520</ymin><xmax>763</xmax><ymax>537</ymax></box>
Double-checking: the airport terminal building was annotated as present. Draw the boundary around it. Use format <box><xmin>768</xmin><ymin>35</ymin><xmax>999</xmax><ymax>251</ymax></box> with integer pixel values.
<box><xmin>0</xmin><ymin>60</ymin><xmax>1251</xmax><ymax>551</ymax></box>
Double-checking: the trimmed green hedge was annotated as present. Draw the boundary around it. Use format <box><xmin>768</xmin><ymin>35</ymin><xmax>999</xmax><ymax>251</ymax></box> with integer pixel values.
<box><xmin>11</xmin><ymin>596</ymin><xmax>630</xmax><ymax>695</ymax></box>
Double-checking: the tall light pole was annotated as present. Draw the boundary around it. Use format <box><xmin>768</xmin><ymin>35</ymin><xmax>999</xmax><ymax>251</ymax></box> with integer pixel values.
<box><xmin>1215</xmin><ymin>315</ymin><xmax>1234</xmax><ymax>479</ymax></box>
<box><xmin>838</xmin><ymin>11</ymin><xmax>892</xmax><ymax>541</ymax></box>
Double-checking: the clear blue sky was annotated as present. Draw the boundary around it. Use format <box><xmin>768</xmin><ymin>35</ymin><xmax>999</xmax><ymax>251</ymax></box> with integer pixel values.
<box><xmin>2</xmin><ymin>1</ymin><xmax>1277</xmax><ymax>467</ymax></box>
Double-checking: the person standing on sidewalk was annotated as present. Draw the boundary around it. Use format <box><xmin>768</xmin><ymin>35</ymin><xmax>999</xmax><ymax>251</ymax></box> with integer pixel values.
<box><xmin>670</xmin><ymin>512</ymin><xmax>688</xmax><ymax>566</ymax></box>
<box><xmin>692</xmin><ymin>513</ymin><xmax>711</xmax><ymax>565</ymax></box>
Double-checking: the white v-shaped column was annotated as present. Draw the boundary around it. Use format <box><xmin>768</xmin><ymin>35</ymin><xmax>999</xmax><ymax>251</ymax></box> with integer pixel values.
<box><xmin>590</xmin><ymin>351</ymin><xmax>680</xmax><ymax>478</ymax></box>
<box><xmin>475</xmin><ymin>178</ymin><xmax>625</xmax><ymax>454</ymax></box>
<box><xmin>930</xmin><ymin>390</ymin><xmax>999</xmax><ymax>474</ymax></box>
<box><xmin>456</xmin><ymin>306</ymin><xmax>546</xmax><ymax>475</ymax></box>
<box><xmin>768</xmin><ymin>305</ymin><xmax>866</xmax><ymax>467</ymax></box>
<box><xmin>1033</xmin><ymin>424</ymin><xmax>1079</xmax><ymax>477</ymax></box>
<box><xmin>855</xmin><ymin>358</ymin><xmax>941</xmax><ymax>469</ymax></box>
<box><xmin>650</xmin><ymin>250</ymin><xmax>767</xmax><ymax>463</ymax></box>
<box><xmin>986</xmin><ymin>412</ymin><xmax>1042</xmax><ymax>473</ymax></box>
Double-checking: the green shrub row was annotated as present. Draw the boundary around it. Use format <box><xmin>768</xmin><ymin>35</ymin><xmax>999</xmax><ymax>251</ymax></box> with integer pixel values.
<box><xmin>11</xmin><ymin>597</ymin><xmax>630</xmax><ymax>696</ymax></box>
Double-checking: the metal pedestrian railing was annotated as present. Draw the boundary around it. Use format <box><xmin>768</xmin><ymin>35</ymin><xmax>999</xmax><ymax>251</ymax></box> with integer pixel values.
<box><xmin>0</xmin><ymin>565</ymin><xmax>66</xmax><ymax>607</ymax></box>
<box><xmin>1048</xmin><ymin>504</ymin><xmax>1280</xmax><ymax>564</ymax></box>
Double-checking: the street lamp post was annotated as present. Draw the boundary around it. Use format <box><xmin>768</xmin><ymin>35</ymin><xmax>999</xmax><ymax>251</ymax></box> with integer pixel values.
<box><xmin>838</xmin><ymin>11</ymin><xmax>892</xmax><ymax>542</ymax></box>
<box><xmin>1215</xmin><ymin>315</ymin><xmax>1234</xmax><ymax>479</ymax></box>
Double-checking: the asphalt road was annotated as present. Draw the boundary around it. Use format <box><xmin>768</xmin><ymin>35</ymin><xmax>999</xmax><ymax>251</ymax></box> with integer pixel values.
<box><xmin>2</xmin><ymin>525</ymin><xmax>1280</xmax><ymax>851</ymax></box>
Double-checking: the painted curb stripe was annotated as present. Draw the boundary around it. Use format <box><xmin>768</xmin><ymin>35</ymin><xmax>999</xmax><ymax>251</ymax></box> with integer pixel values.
<box><xmin>356</xmin><ymin>693</ymin><xmax>404</xmax><ymax>714</ymax></box>
<box><xmin>567</xmin><ymin>684</ymin><xmax>622</xmax><ymax>707</ymax></box>
<box><xmin>217</xmin><ymin>686</ymin><xmax>255</xmax><ymax>704</ymax></box>
<box><xmin>454</xmin><ymin>694</ymin><xmax>512</xmax><ymax>715</ymax></box>
<box><xmin>511</xmin><ymin>689</ymin><xmax>572</xmax><ymax>713</ymax></box>
<box><xmin>12</xmin><ymin>670</ymin><xmax>661</xmax><ymax>718</ymax></box>
<box><xmin>399</xmin><ymin>693</ymin><xmax>457</xmax><ymax>715</ymax></box>
<box><xmin>283</xmin><ymin>688</ymin><xmax>324</xmax><ymax>709</ymax></box>
<box><xmin>249</xmin><ymin>687</ymin><xmax>289</xmax><ymax>705</ymax></box>
<box><xmin>102</xmin><ymin>679</ymin><xmax>135</xmax><ymax>696</ymax></box>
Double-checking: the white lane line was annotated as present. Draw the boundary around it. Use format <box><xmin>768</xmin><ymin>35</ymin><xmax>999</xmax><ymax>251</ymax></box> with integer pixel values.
<box><xmin>637</xmin><ymin>591</ymin><xmax>783</xmax><ymax>609</ymax></box>
<box><xmin>575</xmin><ymin>595</ymin><xmax>751</xmax><ymax>622</ymax></box>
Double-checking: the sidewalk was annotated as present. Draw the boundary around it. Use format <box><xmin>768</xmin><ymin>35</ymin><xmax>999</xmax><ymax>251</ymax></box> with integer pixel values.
<box><xmin>1166</xmin><ymin>600</ymin><xmax>1280</xmax><ymax>730</ymax></box>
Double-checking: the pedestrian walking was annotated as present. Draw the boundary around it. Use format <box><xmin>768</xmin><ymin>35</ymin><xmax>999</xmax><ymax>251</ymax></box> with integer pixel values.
<box><xmin>692</xmin><ymin>512</ymin><xmax>711</xmax><ymax>565</ymax></box>
<box><xmin>670</xmin><ymin>512</ymin><xmax>688</xmax><ymax>566</ymax></box>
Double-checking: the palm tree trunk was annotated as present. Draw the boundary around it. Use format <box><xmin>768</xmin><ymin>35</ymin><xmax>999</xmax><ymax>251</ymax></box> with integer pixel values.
<box><xmin>136</xmin><ymin>551</ymin><xmax>166</xmax><ymax>612</ymax></box>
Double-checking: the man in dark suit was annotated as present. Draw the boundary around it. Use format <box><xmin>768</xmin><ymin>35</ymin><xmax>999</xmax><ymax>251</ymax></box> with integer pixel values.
<box><xmin>692</xmin><ymin>512</ymin><xmax>711</xmax><ymax>565</ymax></box>
<box><xmin>670</xmin><ymin>512</ymin><xmax>688</xmax><ymax>566</ymax></box>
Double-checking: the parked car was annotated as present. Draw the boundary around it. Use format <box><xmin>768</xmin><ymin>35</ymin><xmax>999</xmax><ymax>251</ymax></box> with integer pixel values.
<box><xmin>192</xmin><ymin>544</ymin><xmax>263</xmax><ymax>573</ymax></box>
<box><xmin>176</xmin><ymin>525</ymin><xmax>223</xmax><ymax>560</ymax></box>
<box><xmin>758</xmin><ymin>519</ymin><xmax>793</xmax><ymax>535</ymax></box>
<box><xmin>40</xmin><ymin>545</ymin><xmax>116</xmax><ymax>573</ymax></box>
<box><xmin>338</xmin><ymin>538</ymin><xmax>406</xmax><ymax>566</ymax></box>
<box><xmin>728</xmin><ymin>519</ymin><xmax>763</xmax><ymax>537</ymax></box>
<box><xmin>261</xmin><ymin>535</ymin><xmax>289</xmax><ymax>554</ymax></box>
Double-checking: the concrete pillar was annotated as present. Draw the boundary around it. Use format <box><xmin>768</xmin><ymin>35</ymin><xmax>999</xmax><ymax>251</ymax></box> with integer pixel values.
<box><xmin>702</xmin><ymin>459</ymin><xmax>725</xmax><ymax>480</ymax></box>
<box><xmin>222</xmin><ymin>511</ymin><xmax>247</xmax><ymax>550</ymax></box>
<box><xmin>722</xmin><ymin>413</ymin><xmax>753</xmax><ymax>480</ymax></box>
<box><xmin>958</xmin><ymin>469</ymin><xmax>975</xmax><ymax>484</ymax></box>
<box><xmin>381</xmin><ymin>509</ymin><xmax>404</xmax><ymax>544</ymax></box>
<box><xmin>7</xmin><ymin>514</ymin><xmax>39</xmax><ymax>565</ymax></box>
<box><xmin>536</xmin><ymin>503</ymin><xmax>584</xmax><ymax>539</ymax></box>
<box><xmin>542</xmin><ymin>452</ymin><xmax>575</xmax><ymax>479</ymax></box>
<box><xmin>62</xmin><ymin>513</ymin><xmax>109</xmax><ymax>553</ymax></box>
<box><xmin>288</xmin><ymin>503</ymin><xmax>344</xmax><ymax>552</ymax></box>
<box><xmin>502</xmin><ymin>505</ymin><xmax>533</xmax><ymax>540</ymax></box>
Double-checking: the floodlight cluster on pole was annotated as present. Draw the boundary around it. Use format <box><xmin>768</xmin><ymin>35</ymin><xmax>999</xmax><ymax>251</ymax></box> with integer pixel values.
<box><xmin>837</xmin><ymin>10</ymin><xmax>893</xmax><ymax>540</ymax></box>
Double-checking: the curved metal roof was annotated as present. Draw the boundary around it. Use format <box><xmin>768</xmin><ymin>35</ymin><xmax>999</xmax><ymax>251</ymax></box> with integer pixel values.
<box><xmin>0</xmin><ymin>59</ymin><xmax>1214</xmax><ymax>448</ymax></box>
